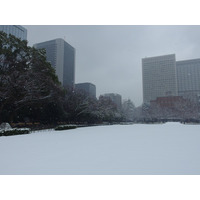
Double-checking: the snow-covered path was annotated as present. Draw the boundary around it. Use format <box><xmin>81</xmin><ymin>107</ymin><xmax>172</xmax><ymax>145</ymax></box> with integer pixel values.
<box><xmin>0</xmin><ymin>123</ymin><xmax>200</xmax><ymax>174</ymax></box>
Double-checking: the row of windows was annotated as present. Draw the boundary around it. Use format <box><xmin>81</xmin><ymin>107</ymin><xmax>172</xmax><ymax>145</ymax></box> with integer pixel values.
<box><xmin>0</xmin><ymin>25</ymin><xmax>27</xmax><ymax>40</ymax></box>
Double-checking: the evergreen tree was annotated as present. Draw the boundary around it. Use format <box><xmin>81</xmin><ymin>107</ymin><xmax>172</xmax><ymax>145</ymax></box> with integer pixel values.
<box><xmin>0</xmin><ymin>31</ymin><xmax>65</xmax><ymax>123</ymax></box>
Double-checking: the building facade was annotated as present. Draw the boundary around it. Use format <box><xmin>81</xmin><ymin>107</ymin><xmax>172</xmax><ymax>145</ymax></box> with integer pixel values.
<box><xmin>34</xmin><ymin>38</ymin><xmax>75</xmax><ymax>89</ymax></box>
<box><xmin>0</xmin><ymin>25</ymin><xmax>27</xmax><ymax>40</ymax></box>
<box><xmin>176</xmin><ymin>58</ymin><xmax>200</xmax><ymax>102</ymax></box>
<box><xmin>142</xmin><ymin>54</ymin><xmax>178</xmax><ymax>104</ymax></box>
<box><xmin>75</xmin><ymin>82</ymin><xmax>96</xmax><ymax>98</ymax></box>
<box><xmin>103</xmin><ymin>93</ymin><xmax>122</xmax><ymax>109</ymax></box>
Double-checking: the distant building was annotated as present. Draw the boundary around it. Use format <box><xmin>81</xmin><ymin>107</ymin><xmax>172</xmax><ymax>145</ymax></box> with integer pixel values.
<box><xmin>102</xmin><ymin>93</ymin><xmax>122</xmax><ymax>109</ymax></box>
<box><xmin>34</xmin><ymin>38</ymin><xmax>75</xmax><ymax>89</ymax></box>
<box><xmin>75</xmin><ymin>82</ymin><xmax>96</xmax><ymax>98</ymax></box>
<box><xmin>142</xmin><ymin>54</ymin><xmax>178</xmax><ymax>104</ymax></box>
<box><xmin>176</xmin><ymin>58</ymin><xmax>200</xmax><ymax>103</ymax></box>
<box><xmin>0</xmin><ymin>25</ymin><xmax>27</xmax><ymax>40</ymax></box>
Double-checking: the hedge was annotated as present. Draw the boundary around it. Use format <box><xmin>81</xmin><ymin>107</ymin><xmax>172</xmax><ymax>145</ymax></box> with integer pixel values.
<box><xmin>55</xmin><ymin>125</ymin><xmax>77</xmax><ymax>131</ymax></box>
<box><xmin>0</xmin><ymin>128</ymin><xmax>30</xmax><ymax>136</ymax></box>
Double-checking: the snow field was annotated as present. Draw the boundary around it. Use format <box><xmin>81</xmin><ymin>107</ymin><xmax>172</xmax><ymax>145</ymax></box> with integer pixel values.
<box><xmin>0</xmin><ymin>122</ymin><xmax>200</xmax><ymax>174</ymax></box>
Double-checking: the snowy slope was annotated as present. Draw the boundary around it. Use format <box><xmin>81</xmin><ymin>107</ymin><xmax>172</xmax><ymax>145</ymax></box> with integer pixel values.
<box><xmin>0</xmin><ymin>122</ymin><xmax>200</xmax><ymax>174</ymax></box>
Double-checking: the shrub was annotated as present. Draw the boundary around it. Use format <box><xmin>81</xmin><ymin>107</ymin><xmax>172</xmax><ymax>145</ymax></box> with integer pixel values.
<box><xmin>55</xmin><ymin>125</ymin><xmax>77</xmax><ymax>131</ymax></box>
<box><xmin>0</xmin><ymin>128</ymin><xmax>30</xmax><ymax>136</ymax></box>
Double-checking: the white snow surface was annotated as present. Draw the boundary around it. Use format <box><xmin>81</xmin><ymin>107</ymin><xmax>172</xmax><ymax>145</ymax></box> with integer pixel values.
<box><xmin>0</xmin><ymin>122</ymin><xmax>200</xmax><ymax>175</ymax></box>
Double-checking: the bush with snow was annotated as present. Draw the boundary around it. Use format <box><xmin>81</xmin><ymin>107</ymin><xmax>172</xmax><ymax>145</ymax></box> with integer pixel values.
<box><xmin>0</xmin><ymin>123</ymin><xmax>12</xmax><ymax>130</ymax></box>
<box><xmin>0</xmin><ymin>128</ymin><xmax>30</xmax><ymax>136</ymax></box>
<box><xmin>54</xmin><ymin>124</ymin><xmax>77</xmax><ymax>131</ymax></box>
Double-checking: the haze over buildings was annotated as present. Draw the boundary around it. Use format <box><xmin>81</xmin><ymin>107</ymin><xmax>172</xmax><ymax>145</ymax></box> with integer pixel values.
<box><xmin>23</xmin><ymin>25</ymin><xmax>200</xmax><ymax>106</ymax></box>
<box><xmin>2</xmin><ymin>25</ymin><xmax>200</xmax><ymax>106</ymax></box>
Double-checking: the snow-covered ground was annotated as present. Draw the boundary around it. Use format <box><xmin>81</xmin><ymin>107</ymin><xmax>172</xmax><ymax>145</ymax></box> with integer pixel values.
<box><xmin>0</xmin><ymin>122</ymin><xmax>200</xmax><ymax>175</ymax></box>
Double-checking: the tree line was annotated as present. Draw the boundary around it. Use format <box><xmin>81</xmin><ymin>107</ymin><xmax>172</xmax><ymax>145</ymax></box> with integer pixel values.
<box><xmin>1</xmin><ymin>31</ymin><xmax>134</xmax><ymax>125</ymax></box>
<box><xmin>2</xmin><ymin>31</ymin><xmax>200</xmax><ymax>125</ymax></box>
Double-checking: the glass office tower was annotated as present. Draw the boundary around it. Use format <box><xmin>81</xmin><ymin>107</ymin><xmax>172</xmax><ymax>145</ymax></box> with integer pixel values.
<box><xmin>0</xmin><ymin>25</ymin><xmax>27</xmax><ymax>40</ymax></box>
<box><xmin>176</xmin><ymin>58</ymin><xmax>200</xmax><ymax>102</ymax></box>
<box><xmin>34</xmin><ymin>38</ymin><xmax>75</xmax><ymax>89</ymax></box>
<box><xmin>142</xmin><ymin>54</ymin><xmax>178</xmax><ymax>104</ymax></box>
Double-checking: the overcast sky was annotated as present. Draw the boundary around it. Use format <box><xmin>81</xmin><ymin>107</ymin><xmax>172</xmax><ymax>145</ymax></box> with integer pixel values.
<box><xmin>23</xmin><ymin>25</ymin><xmax>200</xmax><ymax>106</ymax></box>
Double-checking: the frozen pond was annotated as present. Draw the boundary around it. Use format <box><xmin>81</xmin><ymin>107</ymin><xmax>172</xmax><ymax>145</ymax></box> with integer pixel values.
<box><xmin>0</xmin><ymin>122</ymin><xmax>200</xmax><ymax>174</ymax></box>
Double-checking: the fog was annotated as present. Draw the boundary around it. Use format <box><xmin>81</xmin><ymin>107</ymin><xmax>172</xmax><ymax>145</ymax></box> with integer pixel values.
<box><xmin>24</xmin><ymin>25</ymin><xmax>200</xmax><ymax>106</ymax></box>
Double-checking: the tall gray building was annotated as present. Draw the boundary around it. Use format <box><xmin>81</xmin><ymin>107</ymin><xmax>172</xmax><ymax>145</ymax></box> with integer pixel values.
<box><xmin>34</xmin><ymin>38</ymin><xmax>75</xmax><ymax>89</ymax></box>
<box><xmin>142</xmin><ymin>54</ymin><xmax>178</xmax><ymax>104</ymax></box>
<box><xmin>176</xmin><ymin>58</ymin><xmax>200</xmax><ymax>102</ymax></box>
<box><xmin>0</xmin><ymin>25</ymin><xmax>27</xmax><ymax>40</ymax></box>
<box><xmin>75</xmin><ymin>82</ymin><xmax>96</xmax><ymax>98</ymax></box>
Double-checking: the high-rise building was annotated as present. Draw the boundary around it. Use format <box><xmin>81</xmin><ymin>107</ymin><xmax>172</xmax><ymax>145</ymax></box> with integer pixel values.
<box><xmin>102</xmin><ymin>93</ymin><xmax>122</xmax><ymax>109</ymax></box>
<box><xmin>176</xmin><ymin>58</ymin><xmax>200</xmax><ymax>102</ymax></box>
<box><xmin>75</xmin><ymin>82</ymin><xmax>96</xmax><ymax>98</ymax></box>
<box><xmin>142</xmin><ymin>54</ymin><xmax>178</xmax><ymax>104</ymax></box>
<box><xmin>34</xmin><ymin>38</ymin><xmax>75</xmax><ymax>89</ymax></box>
<box><xmin>0</xmin><ymin>25</ymin><xmax>27</xmax><ymax>40</ymax></box>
